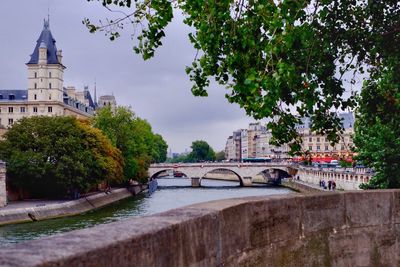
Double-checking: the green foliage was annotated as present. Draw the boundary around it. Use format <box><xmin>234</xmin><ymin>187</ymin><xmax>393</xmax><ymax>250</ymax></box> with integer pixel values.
<box><xmin>187</xmin><ymin>140</ymin><xmax>216</xmax><ymax>162</ymax></box>
<box><xmin>0</xmin><ymin>117</ymin><xmax>124</xmax><ymax>198</ymax></box>
<box><xmin>354</xmin><ymin>59</ymin><xmax>400</xmax><ymax>189</ymax></box>
<box><xmin>215</xmin><ymin>151</ymin><xmax>226</xmax><ymax>162</ymax></box>
<box><xmin>92</xmin><ymin>106</ymin><xmax>168</xmax><ymax>183</ymax></box>
<box><xmin>84</xmin><ymin>0</ymin><xmax>399</xmax><ymax>152</ymax></box>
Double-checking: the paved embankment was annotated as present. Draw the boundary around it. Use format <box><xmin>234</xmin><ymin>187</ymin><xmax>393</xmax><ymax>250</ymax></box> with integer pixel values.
<box><xmin>0</xmin><ymin>186</ymin><xmax>146</xmax><ymax>226</ymax></box>
<box><xmin>282</xmin><ymin>179</ymin><xmax>325</xmax><ymax>193</ymax></box>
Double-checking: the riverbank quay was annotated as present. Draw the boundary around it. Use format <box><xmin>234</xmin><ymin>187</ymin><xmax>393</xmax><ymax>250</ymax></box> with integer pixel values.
<box><xmin>282</xmin><ymin>179</ymin><xmax>325</xmax><ymax>193</ymax></box>
<box><xmin>0</xmin><ymin>189</ymin><xmax>399</xmax><ymax>266</ymax></box>
<box><xmin>0</xmin><ymin>184</ymin><xmax>148</xmax><ymax>226</ymax></box>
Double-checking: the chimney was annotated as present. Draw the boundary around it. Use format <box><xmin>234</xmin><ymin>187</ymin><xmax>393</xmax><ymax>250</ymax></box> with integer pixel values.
<box><xmin>57</xmin><ymin>50</ymin><xmax>63</xmax><ymax>64</ymax></box>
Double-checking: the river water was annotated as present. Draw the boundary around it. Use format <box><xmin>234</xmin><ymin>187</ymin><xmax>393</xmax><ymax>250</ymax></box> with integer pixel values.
<box><xmin>0</xmin><ymin>178</ymin><xmax>294</xmax><ymax>247</ymax></box>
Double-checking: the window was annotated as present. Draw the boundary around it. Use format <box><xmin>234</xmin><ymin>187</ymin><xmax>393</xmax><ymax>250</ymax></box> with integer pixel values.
<box><xmin>0</xmin><ymin>95</ymin><xmax>2</xmax><ymax>99</ymax></box>
<box><xmin>317</xmin><ymin>137</ymin><xmax>320</xmax><ymax>142</ymax></box>
<box><xmin>308</xmin><ymin>146</ymin><xmax>312</xmax><ymax>151</ymax></box>
<box><xmin>341</xmin><ymin>145</ymin><xmax>345</xmax><ymax>150</ymax></box>
<box><xmin>8</xmin><ymin>118</ymin><xmax>13</xmax><ymax>125</ymax></box>
<box><xmin>34</xmin><ymin>83</ymin><xmax>37</xmax><ymax>89</ymax></box>
<box><xmin>34</xmin><ymin>94</ymin><xmax>37</xmax><ymax>100</ymax></box>
<box><xmin>20</xmin><ymin>107</ymin><xmax>25</xmax><ymax>113</ymax></box>
<box><xmin>9</xmin><ymin>95</ymin><xmax>15</xmax><ymax>100</ymax></box>
<box><xmin>49</xmin><ymin>72</ymin><xmax>52</xmax><ymax>78</ymax></box>
<box><xmin>49</xmin><ymin>83</ymin><xmax>52</xmax><ymax>89</ymax></box>
<box><xmin>317</xmin><ymin>146</ymin><xmax>320</xmax><ymax>151</ymax></box>
<box><xmin>48</xmin><ymin>106</ymin><xmax>52</xmax><ymax>113</ymax></box>
<box><xmin>34</xmin><ymin>72</ymin><xmax>37</xmax><ymax>78</ymax></box>
<box><xmin>309</xmin><ymin>137</ymin><xmax>312</xmax><ymax>142</ymax></box>
<box><xmin>325</xmin><ymin>146</ymin><xmax>329</xmax><ymax>151</ymax></box>
<box><xmin>8</xmin><ymin>107</ymin><xmax>13</xmax><ymax>113</ymax></box>
<box><xmin>33</xmin><ymin>107</ymin><xmax>38</xmax><ymax>113</ymax></box>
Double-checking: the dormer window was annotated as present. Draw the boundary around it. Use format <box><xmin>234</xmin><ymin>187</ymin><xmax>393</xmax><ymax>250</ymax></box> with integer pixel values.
<box><xmin>9</xmin><ymin>95</ymin><xmax>15</xmax><ymax>100</ymax></box>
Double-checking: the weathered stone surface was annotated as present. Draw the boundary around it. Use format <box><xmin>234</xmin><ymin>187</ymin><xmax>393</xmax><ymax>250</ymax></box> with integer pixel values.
<box><xmin>344</xmin><ymin>190</ymin><xmax>393</xmax><ymax>227</ymax></box>
<box><xmin>0</xmin><ymin>191</ymin><xmax>400</xmax><ymax>266</ymax></box>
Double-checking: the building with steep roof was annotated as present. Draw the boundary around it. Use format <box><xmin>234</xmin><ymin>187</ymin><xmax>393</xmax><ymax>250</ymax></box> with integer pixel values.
<box><xmin>296</xmin><ymin>112</ymin><xmax>355</xmax><ymax>158</ymax></box>
<box><xmin>0</xmin><ymin>19</ymin><xmax>95</xmax><ymax>130</ymax></box>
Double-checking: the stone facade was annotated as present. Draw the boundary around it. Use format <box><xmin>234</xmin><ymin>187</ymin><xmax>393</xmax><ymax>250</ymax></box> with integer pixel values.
<box><xmin>296</xmin><ymin>112</ymin><xmax>355</xmax><ymax>158</ymax></box>
<box><xmin>0</xmin><ymin>162</ymin><xmax>6</xmax><ymax>207</ymax></box>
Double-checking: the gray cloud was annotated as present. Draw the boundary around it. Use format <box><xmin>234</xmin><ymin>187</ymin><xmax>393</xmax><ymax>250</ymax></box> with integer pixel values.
<box><xmin>0</xmin><ymin>0</ymin><xmax>258</xmax><ymax>152</ymax></box>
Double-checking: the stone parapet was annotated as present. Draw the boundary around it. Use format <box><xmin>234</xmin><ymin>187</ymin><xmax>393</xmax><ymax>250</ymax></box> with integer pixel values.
<box><xmin>0</xmin><ymin>190</ymin><xmax>399</xmax><ymax>266</ymax></box>
<box><xmin>297</xmin><ymin>167</ymin><xmax>373</xmax><ymax>190</ymax></box>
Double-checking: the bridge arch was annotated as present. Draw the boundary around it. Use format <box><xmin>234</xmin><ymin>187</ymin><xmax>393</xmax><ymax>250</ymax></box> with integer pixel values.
<box><xmin>201</xmin><ymin>168</ymin><xmax>244</xmax><ymax>186</ymax></box>
<box><xmin>150</xmin><ymin>169</ymin><xmax>189</xmax><ymax>179</ymax></box>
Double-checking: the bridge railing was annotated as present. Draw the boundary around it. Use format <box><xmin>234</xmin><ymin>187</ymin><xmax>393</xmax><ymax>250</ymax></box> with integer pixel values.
<box><xmin>150</xmin><ymin>162</ymin><xmax>294</xmax><ymax>168</ymax></box>
<box><xmin>298</xmin><ymin>165</ymin><xmax>374</xmax><ymax>176</ymax></box>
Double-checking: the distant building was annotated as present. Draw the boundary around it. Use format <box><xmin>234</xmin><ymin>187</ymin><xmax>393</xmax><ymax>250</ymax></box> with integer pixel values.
<box><xmin>296</xmin><ymin>112</ymin><xmax>355</xmax><ymax>158</ymax></box>
<box><xmin>225</xmin><ymin>122</ymin><xmax>290</xmax><ymax>162</ymax></box>
<box><xmin>0</xmin><ymin>19</ymin><xmax>95</xmax><ymax>131</ymax></box>
<box><xmin>97</xmin><ymin>95</ymin><xmax>117</xmax><ymax>111</ymax></box>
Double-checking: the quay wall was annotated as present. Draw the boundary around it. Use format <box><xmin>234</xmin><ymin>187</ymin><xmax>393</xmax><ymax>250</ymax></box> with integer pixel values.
<box><xmin>0</xmin><ymin>187</ymin><xmax>142</xmax><ymax>226</ymax></box>
<box><xmin>1</xmin><ymin>190</ymin><xmax>400</xmax><ymax>266</ymax></box>
<box><xmin>281</xmin><ymin>179</ymin><xmax>324</xmax><ymax>193</ymax></box>
<box><xmin>297</xmin><ymin>167</ymin><xmax>373</xmax><ymax>190</ymax></box>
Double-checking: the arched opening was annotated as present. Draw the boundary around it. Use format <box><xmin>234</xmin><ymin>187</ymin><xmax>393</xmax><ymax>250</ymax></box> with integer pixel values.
<box><xmin>256</xmin><ymin>168</ymin><xmax>291</xmax><ymax>185</ymax></box>
<box><xmin>202</xmin><ymin>168</ymin><xmax>243</xmax><ymax>187</ymax></box>
<box><xmin>151</xmin><ymin>169</ymin><xmax>191</xmax><ymax>187</ymax></box>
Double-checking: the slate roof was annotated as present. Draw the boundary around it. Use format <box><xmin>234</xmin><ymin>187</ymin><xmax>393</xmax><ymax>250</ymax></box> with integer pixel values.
<box><xmin>0</xmin><ymin>90</ymin><xmax>28</xmax><ymax>102</ymax></box>
<box><xmin>27</xmin><ymin>19</ymin><xmax>59</xmax><ymax>65</ymax></box>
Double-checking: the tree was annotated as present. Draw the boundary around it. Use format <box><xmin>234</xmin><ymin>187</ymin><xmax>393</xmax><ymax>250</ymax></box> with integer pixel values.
<box><xmin>84</xmin><ymin>1</ymin><xmax>399</xmax><ymax>153</ymax></box>
<box><xmin>215</xmin><ymin>151</ymin><xmax>226</xmax><ymax>162</ymax></box>
<box><xmin>92</xmin><ymin>106</ymin><xmax>168</xmax><ymax>182</ymax></box>
<box><xmin>354</xmin><ymin>59</ymin><xmax>400</xmax><ymax>189</ymax></box>
<box><xmin>0</xmin><ymin>117</ymin><xmax>124</xmax><ymax>198</ymax></box>
<box><xmin>187</xmin><ymin>140</ymin><xmax>216</xmax><ymax>162</ymax></box>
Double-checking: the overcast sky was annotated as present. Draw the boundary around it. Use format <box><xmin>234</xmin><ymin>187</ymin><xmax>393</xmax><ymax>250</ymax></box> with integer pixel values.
<box><xmin>0</xmin><ymin>0</ymin><xmax>264</xmax><ymax>153</ymax></box>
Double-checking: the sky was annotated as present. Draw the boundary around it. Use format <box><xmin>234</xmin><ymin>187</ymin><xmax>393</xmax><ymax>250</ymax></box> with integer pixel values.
<box><xmin>0</xmin><ymin>0</ymin><xmax>262</xmax><ymax>153</ymax></box>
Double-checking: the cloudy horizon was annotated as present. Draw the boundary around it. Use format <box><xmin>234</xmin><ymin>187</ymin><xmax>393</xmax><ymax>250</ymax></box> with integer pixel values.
<box><xmin>0</xmin><ymin>0</ymin><xmax>265</xmax><ymax>153</ymax></box>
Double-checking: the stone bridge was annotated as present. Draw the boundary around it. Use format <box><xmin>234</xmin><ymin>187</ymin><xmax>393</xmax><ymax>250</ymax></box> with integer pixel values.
<box><xmin>148</xmin><ymin>162</ymin><xmax>298</xmax><ymax>187</ymax></box>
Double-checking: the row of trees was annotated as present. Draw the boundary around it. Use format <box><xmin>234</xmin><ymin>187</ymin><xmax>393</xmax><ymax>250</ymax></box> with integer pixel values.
<box><xmin>167</xmin><ymin>140</ymin><xmax>224</xmax><ymax>163</ymax></box>
<box><xmin>0</xmin><ymin>106</ymin><xmax>167</xmax><ymax>198</ymax></box>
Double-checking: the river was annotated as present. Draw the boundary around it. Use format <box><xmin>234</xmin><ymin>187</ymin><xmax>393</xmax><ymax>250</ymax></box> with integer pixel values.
<box><xmin>0</xmin><ymin>178</ymin><xmax>294</xmax><ymax>247</ymax></box>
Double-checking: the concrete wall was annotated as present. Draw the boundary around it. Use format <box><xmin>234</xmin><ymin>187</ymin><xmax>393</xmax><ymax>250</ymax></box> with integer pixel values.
<box><xmin>0</xmin><ymin>162</ymin><xmax>6</xmax><ymax>207</ymax></box>
<box><xmin>0</xmin><ymin>188</ymin><xmax>133</xmax><ymax>226</ymax></box>
<box><xmin>0</xmin><ymin>190</ymin><xmax>399</xmax><ymax>266</ymax></box>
